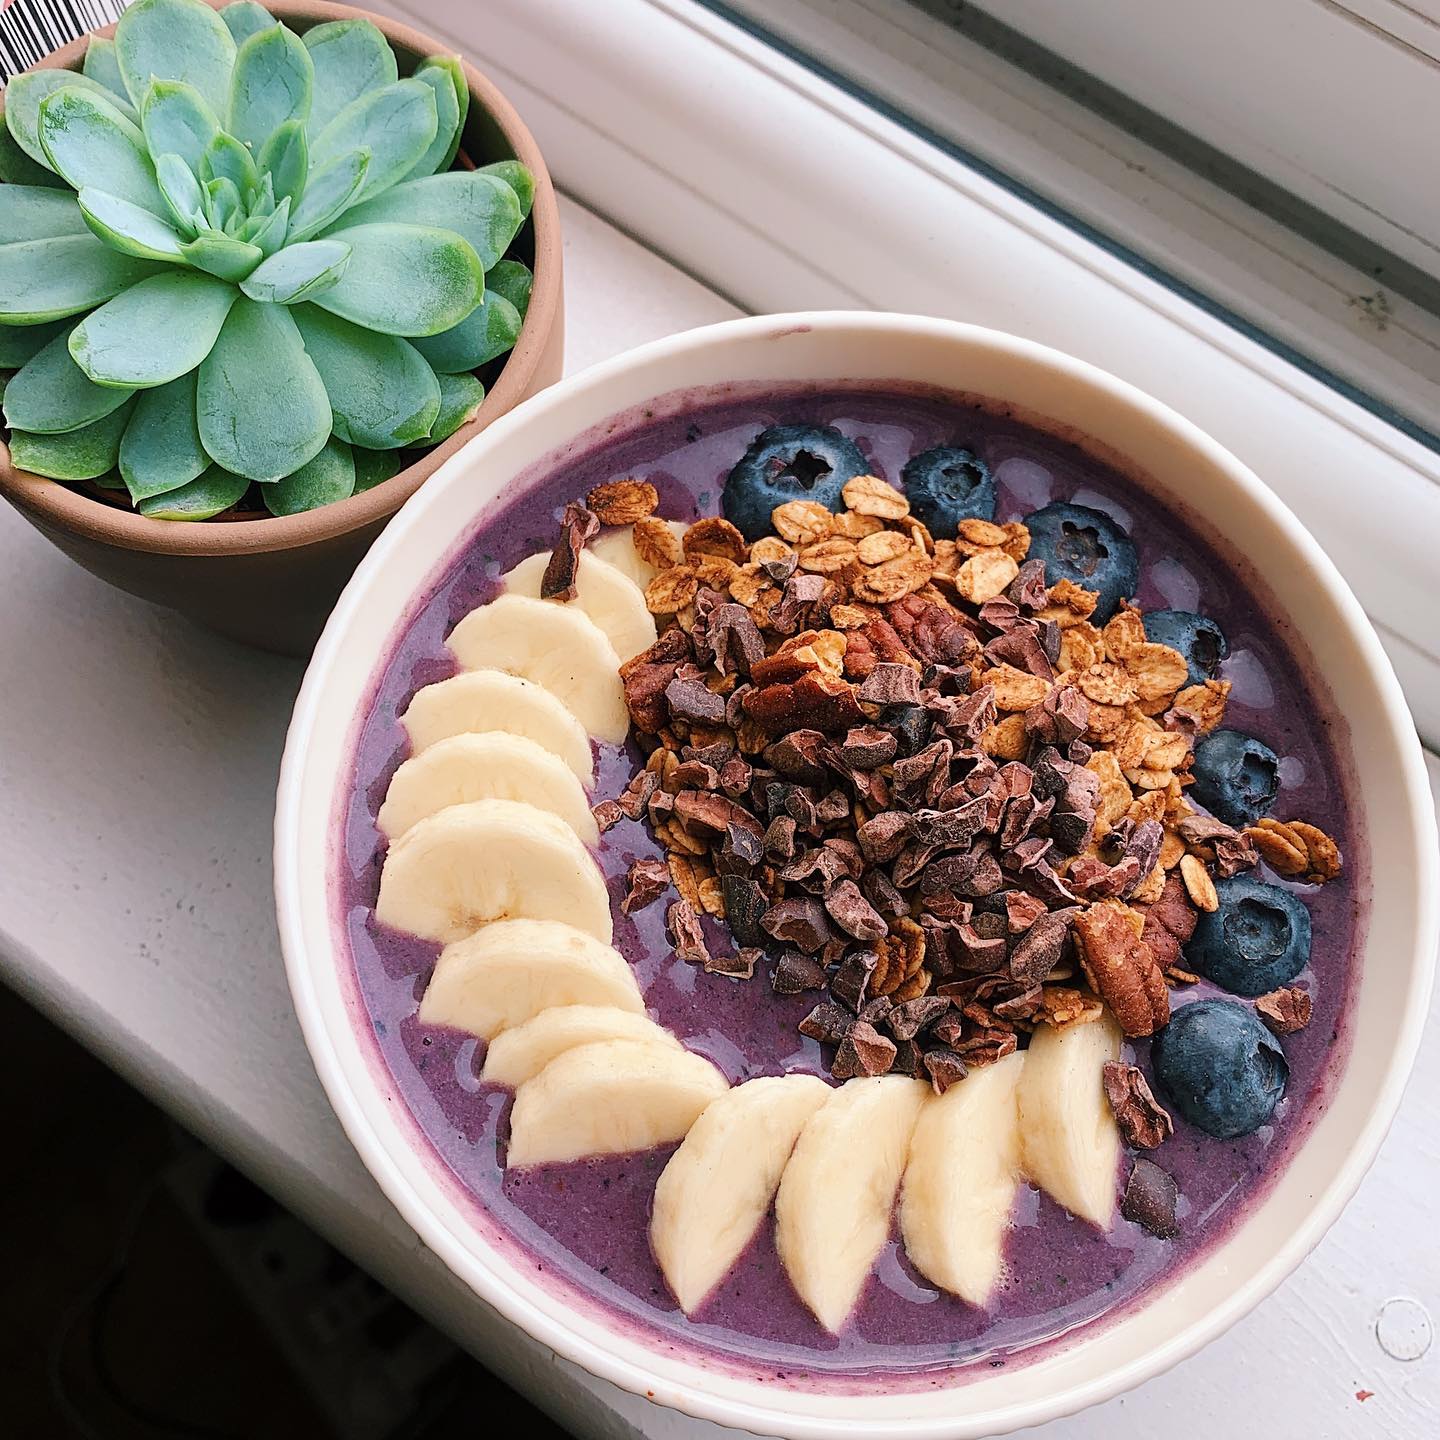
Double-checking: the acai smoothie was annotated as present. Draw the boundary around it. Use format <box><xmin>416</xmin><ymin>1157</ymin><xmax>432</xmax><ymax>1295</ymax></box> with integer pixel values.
<box><xmin>336</xmin><ymin>384</ymin><xmax>1361</xmax><ymax>1386</ymax></box>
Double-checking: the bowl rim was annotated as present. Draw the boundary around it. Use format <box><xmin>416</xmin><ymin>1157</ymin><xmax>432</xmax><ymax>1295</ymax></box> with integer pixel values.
<box><xmin>0</xmin><ymin>0</ymin><xmax>563</xmax><ymax>557</ymax></box>
<box><xmin>275</xmin><ymin>310</ymin><xmax>1438</xmax><ymax>1437</ymax></box>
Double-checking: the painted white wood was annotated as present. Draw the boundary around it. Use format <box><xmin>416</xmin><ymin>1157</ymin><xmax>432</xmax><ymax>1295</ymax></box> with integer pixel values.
<box><xmin>974</xmin><ymin>0</ymin><xmax>1440</xmax><ymax>282</ymax></box>
<box><xmin>717</xmin><ymin>0</ymin><xmax>1440</xmax><ymax>440</ymax></box>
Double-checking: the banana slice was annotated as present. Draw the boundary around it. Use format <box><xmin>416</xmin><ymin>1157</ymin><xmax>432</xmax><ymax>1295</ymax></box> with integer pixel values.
<box><xmin>376</xmin><ymin>799</ymin><xmax>612</xmax><ymax>946</ymax></box>
<box><xmin>591</xmin><ymin>520</ymin><xmax>688</xmax><ymax>590</ymax></box>
<box><xmin>652</xmin><ymin>1075</ymin><xmax>832</xmax><ymax>1315</ymax></box>
<box><xmin>419</xmin><ymin>920</ymin><xmax>641</xmax><ymax>1040</ymax></box>
<box><xmin>503</xmin><ymin>550</ymin><xmax>657</xmax><ymax>662</ymax></box>
<box><xmin>900</xmin><ymin>1052</ymin><xmax>1025</xmax><ymax>1307</ymax></box>
<box><xmin>481</xmin><ymin>1004</ymin><xmax>679</xmax><ymax>1088</ymax></box>
<box><xmin>506</xmin><ymin>1039</ymin><xmax>729</xmax><ymax>1168</ymax></box>
<box><xmin>774</xmin><ymin>1076</ymin><xmax>929</xmax><ymax>1333</ymax></box>
<box><xmin>1018</xmin><ymin>1012</ymin><xmax>1123</xmax><ymax>1229</ymax></box>
<box><xmin>447</xmin><ymin>594</ymin><xmax>628</xmax><ymax>744</ymax></box>
<box><xmin>400</xmin><ymin>670</ymin><xmax>593</xmax><ymax>782</ymax></box>
<box><xmin>376</xmin><ymin>732</ymin><xmax>599</xmax><ymax>844</ymax></box>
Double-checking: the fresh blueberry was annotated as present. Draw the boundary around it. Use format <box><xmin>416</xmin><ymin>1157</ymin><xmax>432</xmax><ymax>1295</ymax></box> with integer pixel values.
<box><xmin>1186</xmin><ymin>876</ymin><xmax>1311</xmax><ymax>996</ymax></box>
<box><xmin>1143</xmin><ymin>609</ymin><xmax>1228</xmax><ymax>686</ymax></box>
<box><xmin>1022</xmin><ymin>502</ymin><xmax>1139</xmax><ymax>622</ymax></box>
<box><xmin>1152</xmin><ymin>999</ymin><xmax>1288</xmax><ymax>1138</ymax></box>
<box><xmin>1191</xmin><ymin>729</ymin><xmax>1280</xmax><ymax>827</ymax></box>
<box><xmin>900</xmin><ymin>446</ymin><xmax>997</xmax><ymax>536</ymax></box>
<box><xmin>722</xmin><ymin>424</ymin><xmax>868</xmax><ymax>540</ymax></box>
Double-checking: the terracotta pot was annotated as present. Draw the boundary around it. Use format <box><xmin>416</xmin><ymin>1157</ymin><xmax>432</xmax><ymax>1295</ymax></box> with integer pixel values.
<box><xmin>0</xmin><ymin>0</ymin><xmax>564</xmax><ymax>655</ymax></box>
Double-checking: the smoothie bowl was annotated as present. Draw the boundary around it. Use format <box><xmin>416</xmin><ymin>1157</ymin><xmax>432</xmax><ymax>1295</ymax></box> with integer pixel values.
<box><xmin>275</xmin><ymin>313</ymin><xmax>1436</xmax><ymax>1437</ymax></box>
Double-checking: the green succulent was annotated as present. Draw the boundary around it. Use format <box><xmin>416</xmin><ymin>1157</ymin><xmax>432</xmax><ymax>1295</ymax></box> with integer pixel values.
<box><xmin>0</xmin><ymin>0</ymin><xmax>535</xmax><ymax>519</ymax></box>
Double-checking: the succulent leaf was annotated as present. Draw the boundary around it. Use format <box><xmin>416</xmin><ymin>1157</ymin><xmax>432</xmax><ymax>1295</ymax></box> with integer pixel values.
<box><xmin>38</xmin><ymin>87</ymin><xmax>168</xmax><ymax>217</ymax></box>
<box><xmin>243</xmin><ymin>195</ymin><xmax>291</xmax><ymax>256</ymax></box>
<box><xmin>333</xmin><ymin>170</ymin><xmax>521</xmax><ymax>271</ymax></box>
<box><xmin>478</xmin><ymin>159</ymin><xmax>535</xmax><ymax>220</ymax></box>
<box><xmin>0</xmin><ymin>234</ymin><xmax>163</xmax><ymax>324</ymax></box>
<box><xmin>202</xmin><ymin>132</ymin><xmax>260</xmax><ymax>203</ymax></box>
<box><xmin>287</xmin><ymin>148</ymin><xmax>367</xmax><ymax>241</ymax></box>
<box><xmin>292</xmin><ymin>305</ymin><xmax>441</xmax><ymax>448</ymax></box>
<box><xmin>220</xmin><ymin>2</ymin><xmax>279</xmax><ymax>46</ymax></box>
<box><xmin>404</xmin><ymin>57</ymin><xmax>463</xmax><ymax>182</ymax></box>
<box><xmin>240</xmin><ymin>238</ymin><xmax>349</xmax><ymax>303</ymax></box>
<box><xmin>259</xmin><ymin>119</ymin><xmax>306</xmax><ymax>211</ymax></box>
<box><xmin>412</xmin><ymin>289</ymin><xmax>522</xmax><ymax>374</ymax></box>
<box><xmin>197</xmin><ymin>297</ymin><xmax>330</xmax><ymax>481</ymax></box>
<box><xmin>0</xmin><ymin>125</ymin><xmax>64</xmax><ymax>187</ymax></box>
<box><xmin>0</xmin><ymin>318</ymin><xmax>67</xmax><ymax>367</ymax></box>
<box><xmin>180</xmin><ymin>230</ymin><xmax>262</xmax><ymax>281</ymax></box>
<box><xmin>9</xmin><ymin>396</ymin><xmax>136</xmax><ymax>479</ymax></box>
<box><xmin>303</xmin><ymin>19</ymin><xmax>398</xmax><ymax>134</ymax></box>
<box><xmin>4</xmin><ymin>324</ymin><xmax>137</xmax><ymax>432</ymax></box>
<box><xmin>229</xmin><ymin>22</ymin><xmax>313</xmax><ymax>153</ymax></box>
<box><xmin>70</xmin><ymin>271</ymin><xmax>237</xmax><ymax>387</ymax></box>
<box><xmin>154</xmin><ymin>153</ymin><xmax>206</xmax><ymax>234</ymax></box>
<box><xmin>262</xmin><ymin>435</ymin><xmax>355</xmax><ymax>515</ymax></box>
<box><xmin>140</xmin><ymin>81</ymin><xmax>221</xmax><ymax>175</ymax></box>
<box><xmin>312</xmin><ymin>222</ymin><xmax>482</xmax><ymax>337</ymax></box>
<box><xmin>137</xmin><ymin>464</ymin><xmax>250</xmax><ymax>519</ymax></box>
<box><xmin>119</xmin><ymin>371</ymin><xmax>210</xmax><ymax>500</ymax></box>
<box><xmin>5</xmin><ymin>70</ymin><xmax>139</xmax><ymax>171</ymax></box>
<box><xmin>426</xmin><ymin>371</ymin><xmax>485</xmax><ymax>444</ymax></box>
<box><xmin>115</xmin><ymin>0</ymin><xmax>238</xmax><ymax>117</ymax></box>
<box><xmin>308</xmin><ymin>79</ymin><xmax>436</xmax><ymax>208</ymax></box>
<box><xmin>77</xmin><ymin>188</ymin><xmax>188</xmax><ymax>261</ymax></box>
<box><xmin>0</xmin><ymin>185</ymin><xmax>88</xmax><ymax>243</ymax></box>
<box><xmin>352</xmin><ymin>445</ymin><xmax>402</xmax><ymax>493</ymax></box>
<box><xmin>487</xmin><ymin>257</ymin><xmax>534</xmax><ymax>316</ymax></box>
<box><xmin>82</xmin><ymin>38</ymin><xmax>133</xmax><ymax>105</ymax></box>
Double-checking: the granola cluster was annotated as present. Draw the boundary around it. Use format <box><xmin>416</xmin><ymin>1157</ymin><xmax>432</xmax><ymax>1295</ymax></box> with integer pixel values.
<box><xmin>576</xmin><ymin>474</ymin><xmax>1343</xmax><ymax>1103</ymax></box>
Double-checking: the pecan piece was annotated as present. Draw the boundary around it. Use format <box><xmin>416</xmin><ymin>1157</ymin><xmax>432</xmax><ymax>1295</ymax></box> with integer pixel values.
<box><xmin>1072</xmin><ymin>899</ymin><xmax>1170</xmax><ymax>1036</ymax></box>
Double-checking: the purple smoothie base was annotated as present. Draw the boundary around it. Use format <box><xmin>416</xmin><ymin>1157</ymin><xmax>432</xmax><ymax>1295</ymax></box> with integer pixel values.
<box><xmin>332</xmin><ymin>381</ymin><xmax>1364</xmax><ymax>1390</ymax></box>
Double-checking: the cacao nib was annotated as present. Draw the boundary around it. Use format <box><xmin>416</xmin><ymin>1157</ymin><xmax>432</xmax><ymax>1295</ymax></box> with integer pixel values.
<box><xmin>824</xmin><ymin>878</ymin><xmax>888</xmax><ymax>943</ymax></box>
<box><xmin>771</xmin><ymin>950</ymin><xmax>828</xmax><ymax>994</ymax></box>
<box><xmin>856</xmin><ymin>663</ymin><xmax>922</xmax><ymax>707</ymax></box>
<box><xmin>706</xmin><ymin>947</ymin><xmax>761</xmax><ymax>980</ymax></box>
<box><xmin>831</xmin><ymin>949</ymin><xmax>879</xmax><ymax>1012</ymax></box>
<box><xmin>887</xmin><ymin>995</ymin><xmax>950</xmax><ymax>1041</ymax></box>
<box><xmin>541</xmin><ymin>501</ymin><xmax>599</xmax><ymax>600</ymax></box>
<box><xmin>667</xmin><ymin>899</ymin><xmax>710</xmax><ymax>967</ymax></box>
<box><xmin>1010</xmin><ymin>906</ymin><xmax>1078</xmax><ymax>986</ymax></box>
<box><xmin>622</xmin><ymin>857</ymin><xmax>670</xmax><ymax>913</ymax></box>
<box><xmin>832</xmin><ymin>1021</ymin><xmax>896</xmax><ymax>1078</ymax></box>
<box><xmin>923</xmin><ymin>1048</ymin><xmax>968</xmax><ymax>1093</ymax></box>
<box><xmin>760</xmin><ymin>896</ymin><xmax>833</xmax><ymax>955</ymax></box>
<box><xmin>1121</xmin><ymin>1159</ymin><xmax>1180</xmax><ymax>1239</ymax></box>
<box><xmin>721</xmin><ymin>874</ymin><xmax>770</xmax><ymax>946</ymax></box>
<box><xmin>798</xmin><ymin>1002</ymin><xmax>855</xmax><ymax>1046</ymax></box>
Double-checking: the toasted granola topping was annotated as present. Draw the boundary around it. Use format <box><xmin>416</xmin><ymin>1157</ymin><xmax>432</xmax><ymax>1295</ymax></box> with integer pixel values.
<box><xmin>1245</xmin><ymin>817</ymin><xmax>1343</xmax><ymax>884</ymax></box>
<box><xmin>842</xmin><ymin>473</ymin><xmax>911</xmax><ymax>519</ymax></box>
<box><xmin>1178</xmin><ymin>852</ymin><xmax>1219</xmax><ymax>912</ymax></box>
<box><xmin>645</xmin><ymin>565</ymin><xmax>700</xmax><ymax>615</ymax></box>
<box><xmin>587</xmin><ymin>478</ymin><xmax>658</xmax><ymax>525</ymax></box>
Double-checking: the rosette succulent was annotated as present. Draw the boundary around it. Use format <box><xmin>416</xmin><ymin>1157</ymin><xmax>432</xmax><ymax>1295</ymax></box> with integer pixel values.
<box><xmin>0</xmin><ymin>0</ymin><xmax>534</xmax><ymax>518</ymax></box>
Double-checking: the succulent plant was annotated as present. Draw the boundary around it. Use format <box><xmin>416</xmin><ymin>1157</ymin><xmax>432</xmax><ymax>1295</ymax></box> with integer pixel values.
<box><xmin>0</xmin><ymin>0</ymin><xmax>534</xmax><ymax>518</ymax></box>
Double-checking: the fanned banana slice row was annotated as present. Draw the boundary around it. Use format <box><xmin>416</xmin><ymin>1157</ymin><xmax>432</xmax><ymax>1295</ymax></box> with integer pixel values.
<box><xmin>900</xmin><ymin>1052</ymin><xmax>1026</xmax><ymax>1307</ymax></box>
<box><xmin>652</xmin><ymin>1075</ymin><xmax>832</xmax><ymax>1316</ymax></box>
<box><xmin>503</xmin><ymin>551</ymin><xmax>657</xmax><ymax>662</ymax></box>
<box><xmin>590</xmin><ymin>520</ymin><xmax>689</xmax><ymax>590</ymax></box>
<box><xmin>1017</xmin><ymin>1011</ymin><xmax>1123</xmax><ymax>1229</ymax></box>
<box><xmin>400</xmin><ymin>670</ymin><xmax>594</xmax><ymax>782</ymax></box>
<box><xmin>775</xmin><ymin>1076</ymin><xmax>929</xmax><ymax>1334</ymax></box>
<box><xmin>376</xmin><ymin>799</ymin><xmax>612</xmax><ymax>946</ymax></box>
<box><xmin>419</xmin><ymin>919</ymin><xmax>640</xmax><ymax>1040</ymax></box>
<box><xmin>482</xmin><ymin>1004</ymin><xmax>680</xmax><ymax>1088</ymax></box>
<box><xmin>377</xmin><ymin>732</ymin><xmax>599</xmax><ymax>844</ymax></box>
<box><xmin>447</xmin><ymin>594</ymin><xmax>628</xmax><ymax>745</ymax></box>
<box><xmin>506</xmin><ymin>1039</ymin><xmax>730</xmax><ymax>1168</ymax></box>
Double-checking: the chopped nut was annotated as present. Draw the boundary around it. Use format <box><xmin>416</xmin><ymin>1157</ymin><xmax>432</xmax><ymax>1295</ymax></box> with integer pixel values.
<box><xmin>1255</xmin><ymin>985</ymin><xmax>1312</xmax><ymax>1035</ymax></box>
<box><xmin>587</xmin><ymin>478</ymin><xmax>658</xmax><ymax>525</ymax></box>
<box><xmin>842</xmin><ymin>473</ymin><xmax>910</xmax><ymax>519</ymax></box>
<box><xmin>632</xmin><ymin>515</ymin><xmax>684</xmax><ymax>570</ymax></box>
<box><xmin>1073</xmin><ymin>899</ymin><xmax>1170</xmax><ymax>1036</ymax></box>
<box><xmin>1103</xmin><ymin>1061</ymin><xmax>1174</xmax><ymax>1148</ymax></box>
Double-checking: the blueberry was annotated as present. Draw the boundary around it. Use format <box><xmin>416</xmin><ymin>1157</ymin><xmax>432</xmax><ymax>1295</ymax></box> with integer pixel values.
<box><xmin>1186</xmin><ymin>876</ymin><xmax>1311</xmax><ymax>996</ymax></box>
<box><xmin>722</xmin><ymin>424</ymin><xmax>868</xmax><ymax>541</ymax></box>
<box><xmin>1191</xmin><ymin>729</ymin><xmax>1279</xmax><ymax>827</ymax></box>
<box><xmin>1143</xmin><ymin>609</ymin><xmax>1228</xmax><ymax>686</ymax></box>
<box><xmin>1152</xmin><ymin>999</ymin><xmax>1288</xmax><ymax>1138</ymax></box>
<box><xmin>1022</xmin><ymin>502</ymin><xmax>1139</xmax><ymax>622</ymax></box>
<box><xmin>900</xmin><ymin>446</ymin><xmax>997</xmax><ymax>537</ymax></box>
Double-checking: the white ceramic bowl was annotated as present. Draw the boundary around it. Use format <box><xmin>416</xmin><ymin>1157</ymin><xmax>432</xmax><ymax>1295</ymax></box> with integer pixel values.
<box><xmin>275</xmin><ymin>313</ymin><xmax>1437</xmax><ymax>1438</ymax></box>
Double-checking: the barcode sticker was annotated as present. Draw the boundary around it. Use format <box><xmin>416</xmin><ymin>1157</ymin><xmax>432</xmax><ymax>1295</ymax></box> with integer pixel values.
<box><xmin>0</xmin><ymin>0</ymin><xmax>131</xmax><ymax>82</ymax></box>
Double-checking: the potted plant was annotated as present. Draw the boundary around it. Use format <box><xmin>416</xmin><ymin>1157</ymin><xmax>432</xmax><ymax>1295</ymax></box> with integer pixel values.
<box><xmin>0</xmin><ymin>0</ymin><xmax>562</xmax><ymax>653</ymax></box>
